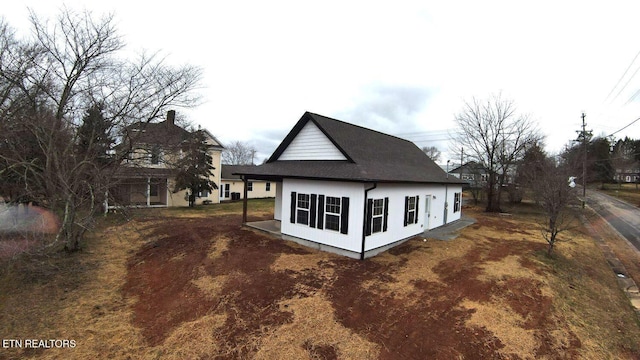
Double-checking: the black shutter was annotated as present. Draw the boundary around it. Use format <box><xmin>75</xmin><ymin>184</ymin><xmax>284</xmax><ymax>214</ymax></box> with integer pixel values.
<box><xmin>383</xmin><ymin>197</ymin><xmax>389</xmax><ymax>231</ymax></box>
<box><xmin>317</xmin><ymin>195</ymin><xmax>325</xmax><ymax>229</ymax></box>
<box><xmin>340</xmin><ymin>197</ymin><xmax>349</xmax><ymax>234</ymax></box>
<box><xmin>415</xmin><ymin>195</ymin><xmax>420</xmax><ymax>224</ymax></box>
<box><xmin>290</xmin><ymin>192</ymin><xmax>297</xmax><ymax>223</ymax></box>
<box><xmin>310</xmin><ymin>194</ymin><xmax>317</xmax><ymax>228</ymax></box>
<box><xmin>404</xmin><ymin>196</ymin><xmax>409</xmax><ymax>226</ymax></box>
<box><xmin>365</xmin><ymin>199</ymin><xmax>373</xmax><ymax>236</ymax></box>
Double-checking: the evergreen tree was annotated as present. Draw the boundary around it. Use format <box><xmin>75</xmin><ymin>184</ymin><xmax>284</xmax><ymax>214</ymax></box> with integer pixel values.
<box><xmin>589</xmin><ymin>137</ymin><xmax>614</xmax><ymax>186</ymax></box>
<box><xmin>77</xmin><ymin>103</ymin><xmax>113</xmax><ymax>164</ymax></box>
<box><xmin>173</xmin><ymin>130</ymin><xmax>218</xmax><ymax>207</ymax></box>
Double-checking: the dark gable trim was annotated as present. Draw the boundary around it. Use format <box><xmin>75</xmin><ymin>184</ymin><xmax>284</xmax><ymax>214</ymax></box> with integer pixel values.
<box><xmin>266</xmin><ymin>112</ymin><xmax>353</xmax><ymax>163</ymax></box>
<box><xmin>308</xmin><ymin>115</ymin><xmax>354</xmax><ymax>163</ymax></box>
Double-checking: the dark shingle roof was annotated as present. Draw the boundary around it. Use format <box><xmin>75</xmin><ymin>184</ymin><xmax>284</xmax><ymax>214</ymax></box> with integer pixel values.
<box><xmin>127</xmin><ymin>120</ymin><xmax>191</xmax><ymax>146</ymax></box>
<box><xmin>221</xmin><ymin>165</ymin><xmax>255</xmax><ymax>180</ymax></box>
<box><xmin>236</xmin><ymin>112</ymin><xmax>465</xmax><ymax>184</ymax></box>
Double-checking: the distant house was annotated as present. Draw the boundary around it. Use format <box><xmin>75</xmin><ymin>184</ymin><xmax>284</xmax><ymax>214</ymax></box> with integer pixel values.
<box><xmin>220</xmin><ymin>165</ymin><xmax>275</xmax><ymax>201</ymax></box>
<box><xmin>614</xmin><ymin>167</ymin><xmax>640</xmax><ymax>183</ymax></box>
<box><xmin>108</xmin><ymin>110</ymin><xmax>224</xmax><ymax>208</ymax></box>
<box><xmin>235</xmin><ymin>112</ymin><xmax>465</xmax><ymax>259</ymax></box>
<box><xmin>448</xmin><ymin>161</ymin><xmax>489</xmax><ymax>188</ymax></box>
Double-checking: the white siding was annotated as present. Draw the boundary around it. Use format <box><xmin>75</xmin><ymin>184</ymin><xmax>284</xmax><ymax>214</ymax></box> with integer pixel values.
<box><xmin>363</xmin><ymin>183</ymin><xmax>462</xmax><ymax>252</ymax></box>
<box><xmin>278</xmin><ymin>179</ymin><xmax>463</xmax><ymax>256</ymax></box>
<box><xmin>281</xmin><ymin>179</ymin><xmax>364</xmax><ymax>253</ymax></box>
<box><xmin>278</xmin><ymin>122</ymin><xmax>348</xmax><ymax>160</ymax></box>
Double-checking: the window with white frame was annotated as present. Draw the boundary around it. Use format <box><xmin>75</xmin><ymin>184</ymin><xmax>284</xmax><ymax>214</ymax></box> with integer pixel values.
<box><xmin>325</xmin><ymin>196</ymin><xmax>341</xmax><ymax>231</ymax></box>
<box><xmin>150</xmin><ymin>146</ymin><xmax>162</xmax><ymax>164</ymax></box>
<box><xmin>247</xmin><ymin>182</ymin><xmax>253</xmax><ymax>191</ymax></box>
<box><xmin>266</xmin><ymin>182</ymin><xmax>271</xmax><ymax>191</ymax></box>
<box><xmin>454</xmin><ymin>192</ymin><xmax>461</xmax><ymax>213</ymax></box>
<box><xmin>372</xmin><ymin>198</ymin><xmax>384</xmax><ymax>233</ymax></box>
<box><xmin>149</xmin><ymin>184</ymin><xmax>159</xmax><ymax>197</ymax></box>
<box><xmin>405</xmin><ymin>196</ymin><xmax>417</xmax><ymax>225</ymax></box>
<box><xmin>296</xmin><ymin>193</ymin><xmax>310</xmax><ymax>225</ymax></box>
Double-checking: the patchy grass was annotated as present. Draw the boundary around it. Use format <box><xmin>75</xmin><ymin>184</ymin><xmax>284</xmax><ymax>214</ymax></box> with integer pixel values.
<box><xmin>599</xmin><ymin>183</ymin><xmax>640</xmax><ymax>207</ymax></box>
<box><xmin>0</xmin><ymin>201</ymin><xmax>639</xmax><ymax>359</ymax></box>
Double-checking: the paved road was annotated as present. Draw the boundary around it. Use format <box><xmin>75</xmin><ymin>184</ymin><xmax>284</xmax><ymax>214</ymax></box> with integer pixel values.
<box><xmin>586</xmin><ymin>190</ymin><xmax>640</xmax><ymax>252</ymax></box>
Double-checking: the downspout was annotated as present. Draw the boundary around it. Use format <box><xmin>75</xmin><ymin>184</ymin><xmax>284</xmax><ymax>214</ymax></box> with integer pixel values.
<box><xmin>360</xmin><ymin>182</ymin><xmax>377</xmax><ymax>260</ymax></box>
<box><xmin>444</xmin><ymin>183</ymin><xmax>449</xmax><ymax>224</ymax></box>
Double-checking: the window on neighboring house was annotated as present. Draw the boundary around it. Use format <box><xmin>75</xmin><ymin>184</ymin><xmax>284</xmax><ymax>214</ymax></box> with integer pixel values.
<box><xmin>325</xmin><ymin>196</ymin><xmax>341</xmax><ymax>232</ymax></box>
<box><xmin>296</xmin><ymin>193</ymin><xmax>310</xmax><ymax>225</ymax></box>
<box><xmin>198</xmin><ymin>189</ymin><xmax>209</xmax><ymax>198</ymax></box>
<box><xmin>454</xmin><ymin>192</ymin><xmax>461</xmax><ymax>213</ymax></box>
<box><xmin>223</xmin><ymin>184</ymin><xmax>230</xmax><ymax>198</ymax></box>
<box><xmin>248</xmin><ymin>182</ymin><xmax>253</xmax><ymax>191</ymax></box>
<box><xmin>404</xmin><ymin>195</ymin><xmax>419</xmax><ymax>226</ymax></box>
<box><xmin>461</xmin><ymin>174</ymin><xmax>474</xmax><ymax>181</ymax></box>
<box><xmin>149</xmin><ymin>184</ymin><xmax>159</xmax><ymax>197</ymax></box>
<box><xmin>150</xmin><ymin>146</ymin><xmax>162</xmax><ymax>164</ymax></box>
<box><xmin>481</xmin><ymin>174</ymin><xmax>488</xmax><ymax>182</ymax></box>
<box><xmin>266</xmin><ymin>182</ymin><xmax>271</xmax><ymax>191</ymax></box>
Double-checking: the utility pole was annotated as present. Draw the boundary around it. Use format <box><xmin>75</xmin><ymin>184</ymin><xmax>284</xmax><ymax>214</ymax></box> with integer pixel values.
<box><xmin>460</xmin><ymin>148</ymin><xmax>464</xmax><ymax>179</ymax></box>
<box><xmin>581</xmin><ymin>112</ymin><xmax>587</xmax><ymax>207</ymax></box>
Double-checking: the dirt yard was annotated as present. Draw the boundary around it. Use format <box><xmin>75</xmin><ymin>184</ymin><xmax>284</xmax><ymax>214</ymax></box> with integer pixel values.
<box><xmin>1</xmin><ymin>202</ymin><xmax>639</xmax><ymax>359</ymax></box>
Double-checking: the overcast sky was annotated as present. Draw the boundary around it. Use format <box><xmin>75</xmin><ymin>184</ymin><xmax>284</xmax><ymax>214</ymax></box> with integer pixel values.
<box><xmin>4</xmin><ymin>1</ymin><xmax>640</xmax><ymax>164</ymax></box>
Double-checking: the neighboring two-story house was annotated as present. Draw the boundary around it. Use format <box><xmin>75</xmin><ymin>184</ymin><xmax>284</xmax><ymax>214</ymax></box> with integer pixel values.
<box><xmin>108</xmin><ymin>110</ymin><xmax>224</xmax><ymax>208</ymax></box>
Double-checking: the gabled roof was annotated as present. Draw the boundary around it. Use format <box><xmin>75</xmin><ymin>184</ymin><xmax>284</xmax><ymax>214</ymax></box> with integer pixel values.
<box><xmin>127</xmin><ymin>120</ymin><xmax>191</xmax><ymax>146</ymax></box>
<box><xmin>449</xmin><ymin>161</ymin><xmax>487</xmax><ymax>174</ymax></box>
<box><xmin>236</xmin><ymin>112</ymin><xmax>465</xmax><ymax>184</ymax></box>
<box><xmin>124</xmin><ymin>111</ymin><xmax>224</xmax><ymax>150</ymax></box>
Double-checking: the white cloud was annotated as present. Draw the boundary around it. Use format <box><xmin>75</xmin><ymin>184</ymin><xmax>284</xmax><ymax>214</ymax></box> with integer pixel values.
<box><xmin>4</xmin><ymin>0</ymin><xmax>640</xmax><ymax>162</ymax></box>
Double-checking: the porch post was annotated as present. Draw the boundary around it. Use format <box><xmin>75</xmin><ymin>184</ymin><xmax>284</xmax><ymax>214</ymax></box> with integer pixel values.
<box><xmin>104</xmin><ymin>191</ymin><xmax>109</xmax><ymax>215</ymax></box>
<box><xmin>242</xmin><ymin>176</ymin><xmax>248</xmax><ymax>224</ymax></box>
<box><xmin>147</xmin><ymin>177</ymin><xmax>151</xmax><ymax>207</ymax></box>
<box><xmin>166</xmin><ymin>178</ymin><xmax>169</xmax><ymax>207</ymax></box>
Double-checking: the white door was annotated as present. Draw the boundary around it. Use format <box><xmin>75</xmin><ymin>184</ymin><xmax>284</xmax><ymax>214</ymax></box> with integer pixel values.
<box><xmin>424</xmin><ymin>195</ymin><xmax>431</xmax><ymax>229</ymax></box>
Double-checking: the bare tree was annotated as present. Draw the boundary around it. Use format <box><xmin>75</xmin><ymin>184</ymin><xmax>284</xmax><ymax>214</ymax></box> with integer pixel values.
<box><xmin>0</xmin><ymin>8</ymin><xmax>202</xmax><ymax>251</ymax></box>
<box><xmin>222</xmin><ymin>140</ymin><xmax>256</xmax><ymax>165</ymax></box>
<box><xmin>526</xmin><ymin>155</ymin><xmax>581</xmax><ymax>256</ymax></box>
<box><xmin>454</xmin><ymin>94</ymin><xmax>540</xmax><ymax>212</ymax></box>
<box><xmin>422</xmin><ymin>146</ymin><xmax>441</xmax><ymax>163</ymax></box>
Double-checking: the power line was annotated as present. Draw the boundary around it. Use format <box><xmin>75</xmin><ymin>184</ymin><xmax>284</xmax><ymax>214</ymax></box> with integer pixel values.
<box><xmin>625</xmin><ymin>88</ymin><xmax>640</xmax><ymax>105</ymax></box>
<box><xmin>608</xmin><ymin>116</ymin><xmax>640</xmax><ymax>137</ymax></box>
<box><xmin>605</xmin><ymin>47</ymin><xmax>640</xmax><ymax>103</ymax></box>
<box><xmin>610</xmin><ymin>64</ymin><xmax>640</xmax><ymax>104</ymax></box>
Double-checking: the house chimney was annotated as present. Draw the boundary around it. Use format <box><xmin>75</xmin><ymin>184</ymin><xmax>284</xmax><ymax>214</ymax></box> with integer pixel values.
<box><xmin>166</xmin><ymin>110</ymin><xmax>176</xmax><ymax>127</ymax></box>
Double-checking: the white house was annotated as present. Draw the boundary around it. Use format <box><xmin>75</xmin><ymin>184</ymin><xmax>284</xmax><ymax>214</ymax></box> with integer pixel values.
<box><xmin>220</xmin><ymin>165</ymin><xmax>275</xmax><ymax>200</ymax></box>
<box><xmin>235</xmin><ymin>112</ymin><xmax>465</xmax><ymax>259</ymax></box>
